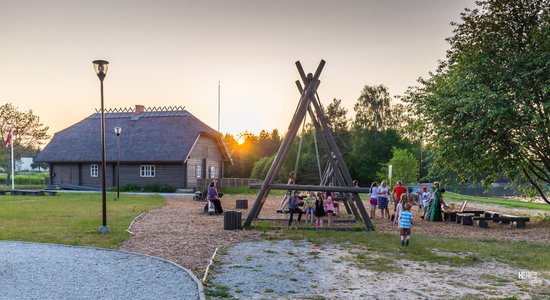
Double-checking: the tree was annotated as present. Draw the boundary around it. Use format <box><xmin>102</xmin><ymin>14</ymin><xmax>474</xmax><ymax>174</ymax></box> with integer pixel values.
<box><xmin>406</xmin><ymin>0</ymin><xmax>550</xmax><ymax>203</ymax></box>
<box><xmin>0</xmin><ymin>103</ymin><xmax>50</xmax><ymax>182</ymax></box>
<box><xmin>377</xmin><ymin>148</ymin><xmax>419</xmax><ymax>185</ymax></box>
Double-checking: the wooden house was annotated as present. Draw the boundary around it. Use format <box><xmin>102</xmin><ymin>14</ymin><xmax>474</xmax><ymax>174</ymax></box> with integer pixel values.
<box><xmin>35</xmin><ymin>105</ymin><xmax>231</xmax><ymax>190</ymax></box>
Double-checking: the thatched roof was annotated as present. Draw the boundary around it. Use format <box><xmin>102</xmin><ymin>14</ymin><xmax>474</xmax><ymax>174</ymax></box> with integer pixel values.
<box><xmin>35</xmin><ymin>109</ymin><xmax>231</xmax><ymax>163</ymax></box>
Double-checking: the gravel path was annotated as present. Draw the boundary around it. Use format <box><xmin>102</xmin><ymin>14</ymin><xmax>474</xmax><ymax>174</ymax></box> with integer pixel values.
<box><xmin>209</xmin><ymin>240</ymin><xmax>549</xmax><ymax>299</ymax></box>
<box><xmin>0</xmin><ymin>241</ymin><xmax>203</xmax><ymax>300</ymax></box>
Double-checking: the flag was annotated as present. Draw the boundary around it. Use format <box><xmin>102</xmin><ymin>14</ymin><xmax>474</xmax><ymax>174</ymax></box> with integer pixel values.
<box><xmin>4</xmin><ymin>128</ymin><xmax>13</xmax><ymax>148</ymax></box>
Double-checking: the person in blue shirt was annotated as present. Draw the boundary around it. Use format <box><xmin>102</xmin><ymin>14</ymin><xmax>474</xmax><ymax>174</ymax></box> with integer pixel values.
<box><xmin>399</xmin><ymin>203</ymin><xmax>414</xmax><ymax>246</ymax></box>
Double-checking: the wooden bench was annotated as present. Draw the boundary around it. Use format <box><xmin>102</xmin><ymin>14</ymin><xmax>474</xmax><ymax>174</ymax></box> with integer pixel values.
<box><xmin>473</xmin><ymin>216</ymin><xmax>493</xmax><ymax>228</ymax></box>
<box><xmin>457</xmin><ymin>213</ymin><xmax>475</xmax><ymax>225</ymax></box>
<box><xmin>484</xmin><ymin>211</ymin><xmax>530</xmax><ymax>228</ymax></box>
<box><xmin>0</xmin><ymin>190</ymin><xmax>10</xmax><ymax>195</ymax></box>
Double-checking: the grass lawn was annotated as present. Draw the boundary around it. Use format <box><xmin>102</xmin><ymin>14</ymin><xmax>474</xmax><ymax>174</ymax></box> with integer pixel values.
<box><xmin>446</xmin><ymin>192</ymin><xmax>550</xmax><ymax>211</ymax></box>
<box><xmin>0</xmin><ymin>192</ymin><xmax>165</xmax><ymax>248</ymax></box>
<box><xmin>277</xmin><ymin>229</ymin><xmax>550</xmax><ymax>271</ymax></box>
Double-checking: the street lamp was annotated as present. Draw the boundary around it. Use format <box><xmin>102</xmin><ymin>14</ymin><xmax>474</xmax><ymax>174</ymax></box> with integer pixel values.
<box><xmin>114</xmin><ymin>127</ymin><xmax>121</xmax><ymax>200</ymax></box>
<box><xmin>93</xmin><ymin>59</ymin><xmax>109</xmax><ymax>234</ymax></box>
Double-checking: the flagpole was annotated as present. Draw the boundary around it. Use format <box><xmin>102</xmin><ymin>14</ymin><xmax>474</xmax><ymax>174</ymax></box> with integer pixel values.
<box><xmin>10</xmin><ymin>139</ymin><xmax>14</xmax><ymax>190</ymax></box>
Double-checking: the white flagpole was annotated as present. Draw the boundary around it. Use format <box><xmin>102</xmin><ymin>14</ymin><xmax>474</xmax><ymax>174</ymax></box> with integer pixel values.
<box><xmin>10</xmin><ymin>139</ymin><xmax>14</xmax><ymax>190</ymax></box>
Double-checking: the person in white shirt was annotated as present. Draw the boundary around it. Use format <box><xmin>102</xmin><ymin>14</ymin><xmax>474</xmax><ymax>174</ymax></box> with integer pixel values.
<box><xmin>369</xmin><ymin>182</ymin><xmax>378</xmax><ymax>218</ymax></box>
<box><xmin>420</xmin><ymin>186</ymin><xmax>432</xmax><ymax>219</ymax></box>
<box><xmin>377</xmin><ymin>180</ymin><xmax>390</xmax><ymax>220</ymax></box>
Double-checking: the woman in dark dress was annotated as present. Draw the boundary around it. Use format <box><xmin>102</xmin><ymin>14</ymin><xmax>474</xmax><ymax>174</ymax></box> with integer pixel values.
<box><xmin>428</xmin><ymin>181</ymin><xmax>442</xmax><ymax>222</ymax></box>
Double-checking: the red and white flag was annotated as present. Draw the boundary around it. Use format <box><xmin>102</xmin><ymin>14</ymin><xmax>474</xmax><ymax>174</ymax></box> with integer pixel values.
<box><xmin>4</xmin><ymin>128</ymin><xmax>13</xmax><ymax>148</ymax></box>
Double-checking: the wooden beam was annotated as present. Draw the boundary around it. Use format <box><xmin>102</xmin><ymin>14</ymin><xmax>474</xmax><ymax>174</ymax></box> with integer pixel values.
<box><xmin>249</xmin><ymin>183</ymin><xmax>370</xmax><ymax>194</ymax></box>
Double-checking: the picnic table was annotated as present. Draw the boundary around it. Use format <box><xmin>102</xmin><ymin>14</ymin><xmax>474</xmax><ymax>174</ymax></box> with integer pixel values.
<box><xmin>1</xmin><ymin>190</ymin><xmax>57</xmax><ymax>196</ymax></box>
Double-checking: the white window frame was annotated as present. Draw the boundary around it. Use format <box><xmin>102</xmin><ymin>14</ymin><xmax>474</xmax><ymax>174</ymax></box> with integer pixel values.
<box><xmin>195</xmin><ymin>165</ymin><xmax>202</xmax><ymax>178</ymax></box>
<box><xmin>90</xmin><ymin>164</ymin><xmax>98</xmax><ymax>177</ymax></box>
<box><xmin>209</xmin><ymin>166</ymin><xmax>216</xmax><ymax>179</ymax></box>
<box><xmin>140</xmin><ymin>165</ymin><xmax>156</xmax><ymax>177</ymax></box>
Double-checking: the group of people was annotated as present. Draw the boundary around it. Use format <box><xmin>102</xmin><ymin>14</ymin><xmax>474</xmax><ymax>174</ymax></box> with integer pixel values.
<box><xmin>287</xmin><ymin>190</ymin><xmax>336</xmax><ymax>228</ymax></box>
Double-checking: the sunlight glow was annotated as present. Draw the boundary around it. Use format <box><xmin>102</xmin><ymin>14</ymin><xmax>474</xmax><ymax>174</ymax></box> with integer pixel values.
<box><xmin>237</xmin><ymin>137</ymin><xmax>246</xmax><ymax>145</ymax></box>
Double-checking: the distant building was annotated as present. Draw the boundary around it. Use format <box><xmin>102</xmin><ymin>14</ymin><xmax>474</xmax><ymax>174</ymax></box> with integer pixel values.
<box><xmin>15</xmin><ymin>157</ymin><xmax>34</xmax><ymax>172</ymax></box>
<box><xmin>35</xmin><ymin>105</ymin><xmax>231</xmax><ymax>190</ymax></box>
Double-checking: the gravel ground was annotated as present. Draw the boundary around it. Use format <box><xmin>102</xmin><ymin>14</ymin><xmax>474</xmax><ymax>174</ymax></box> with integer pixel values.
<box><xmin>209</xmin><ymin>240</ymin><xmax>549</xmax><ymax>299</ymax></box>
<box><xmin>0</xmin><ymin>241</ymin><xmax>203</xmax><ymax>300</ymax></box>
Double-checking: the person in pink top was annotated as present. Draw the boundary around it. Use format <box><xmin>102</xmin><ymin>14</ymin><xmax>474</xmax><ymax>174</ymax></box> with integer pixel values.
<box><xmin>325</xmin><ymin>191</ymin><xmax>335</xmax><ymax>228</ymax></box>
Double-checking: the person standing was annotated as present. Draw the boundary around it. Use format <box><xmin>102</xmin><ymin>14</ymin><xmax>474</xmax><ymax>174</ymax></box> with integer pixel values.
<box><xmin>420</xmin><ymin>186</ymin><xmax>432</xmax><ymax>220</ymax></box>
<box><xmin>369</xmin><ymin>182</ymin><xmax>378</xmax><ymax>219</ymax></box>
<box><xmin>392</xmin><ymin>180</ymin><xmax>407</xmax><ymax>214</ymax></box>
<box><xmin>428</xmin><ymin>182</ymin><xmax>446</xmax><ymax>222</ymax></box>
<box><xmin>399</xmin><ymin>203</ymin><xmax>414</xmax><ymax>246</ymax></box>
<box><xmin>377</xmin><ymin>180</ymin><xmax>390</xmax><ymax>220</ymax></box>
<box><xmin>325</xmin><ymin>191</ymin><xmax>335</xmax><ymax>228</ymax></box>
<box><xmin>314</xmin><ymin>192</ymin><xmax>326</xmax><ymax>228</ymax></box>
<box><xmin>277</xmin><ymin>172</ymin><xmax>296</xmax><ymax>213</ymax></box>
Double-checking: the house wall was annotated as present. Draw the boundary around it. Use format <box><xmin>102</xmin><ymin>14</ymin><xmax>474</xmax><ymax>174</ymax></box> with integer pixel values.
<box><xmin>50</xmin><ymin>164</ymin><xmax>81</xmax><ymax>186</ymax></box>
<box><xmin>78</xmin><ymin>163</ymin><xmax>185</xmax><ymax>188</ymax></box>
<box><xmin>186</xmin><ymin>135</ymin><xmax>223</xmax><ymax>191</ymax></box>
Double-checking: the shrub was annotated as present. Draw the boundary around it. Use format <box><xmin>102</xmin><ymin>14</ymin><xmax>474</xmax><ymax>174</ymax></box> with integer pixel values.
<box><xmin>142</xmin><ymin>183</ymin><xmax>176</xmax><ymax>193</ymax></box>
<box><xmin>121</xmin><ymin>183</ymin><xmax>142</xmax><ymax>192</ymax></box>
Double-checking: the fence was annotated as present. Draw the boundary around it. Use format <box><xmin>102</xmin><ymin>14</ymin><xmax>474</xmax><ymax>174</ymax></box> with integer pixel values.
<box><xmin>196</xmin><ymin>177</ymin><xmax>261</xmax><ymax>191</ymax></box>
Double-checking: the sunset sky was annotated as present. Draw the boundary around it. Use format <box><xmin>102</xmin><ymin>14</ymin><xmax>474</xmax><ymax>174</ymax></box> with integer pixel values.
<box><xmin>1</xmin><ymin>0</ymin><xmax>475</xmax><ymax>139</ymax></box>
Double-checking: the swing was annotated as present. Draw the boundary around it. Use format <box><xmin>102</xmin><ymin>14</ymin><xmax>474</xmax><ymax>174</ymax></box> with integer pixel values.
<box><xmin>245</xmin><ymin>60</ymin><xmax>374</xmax><ymax>231</ymax></box>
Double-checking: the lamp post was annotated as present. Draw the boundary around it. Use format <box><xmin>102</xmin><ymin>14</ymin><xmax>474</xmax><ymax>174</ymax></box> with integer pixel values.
<box><xmin>93</xmin><ymin>59</ymin><xmax>109</xmax><ymax>234</ymax></box>
<box><xmin>114</xmin><ymin>127</ymin><xmax>121</xmax><ymax>200</ymax></box>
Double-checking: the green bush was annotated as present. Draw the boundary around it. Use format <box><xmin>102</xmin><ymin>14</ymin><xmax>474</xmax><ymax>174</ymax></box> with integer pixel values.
<box><xmin>121</xmin><ymin>183</ymin><xmax>142</xmax><ymax>192</ymax></box>
<box><xmin>142</xmin><ymin>183</ymin><xmax>176</xmax><ymax>193</ymax></box>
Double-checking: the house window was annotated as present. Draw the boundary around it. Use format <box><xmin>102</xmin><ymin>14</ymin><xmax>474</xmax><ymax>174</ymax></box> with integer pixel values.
<box><xmin>90</xmin><ymin>164</ymin><xmax>98</xmax><ymax>177</ymax></box>
<box><xmin>195</xmin><ymin>165</ymin><xmax>202</xmax><ymax>178</ymax></box>
<box><xmin>140</xmin><ymin>165</ymin><xmax>155</xmax><ymax>177</ymax></box>
<box><xmin>209</xmin><ymin>166</ymin><xmax>216</xmax><ymax>179</ymax></box>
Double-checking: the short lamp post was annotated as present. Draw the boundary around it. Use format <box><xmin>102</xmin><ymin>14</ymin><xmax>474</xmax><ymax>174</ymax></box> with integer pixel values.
<box><xmin>93</xmin><ymin>59</ymin><xmax>109</xmax><ymax>234</ymax></box>
<box><xmin>114</xmin><ymin>127</ymin><xmax>122</xmax><ymax>200</ymax></box>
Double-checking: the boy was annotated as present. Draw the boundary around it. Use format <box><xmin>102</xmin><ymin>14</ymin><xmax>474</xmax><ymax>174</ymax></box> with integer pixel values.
<box><xmin>304</xmin><ymin>192</ymin><xmax>316</xmax><ymax>224</ymax></box>
<box><xmin>400</xmin><ymin>203</ymin><xmax>414</xmax><ymax>246</ymax></box>
<box><xmin>288</xmin><ymin>190</ymin><xmax>303</xmax><ymax>227</ymax></box>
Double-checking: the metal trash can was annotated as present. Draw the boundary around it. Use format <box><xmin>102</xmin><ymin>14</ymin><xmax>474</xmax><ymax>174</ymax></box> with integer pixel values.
<box><xmin>236</xmin><ymin>199</ymin><xmax>248</xmax><ymax>209</ymax></box>
<box><xmin>224</xmin><ymin>211</ymin><xmax>242</xmax><ymax>230</ymax></box>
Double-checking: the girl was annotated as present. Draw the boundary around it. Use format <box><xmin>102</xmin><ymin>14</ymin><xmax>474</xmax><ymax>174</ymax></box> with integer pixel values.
<box><xmin>314</xmin><ymin>192</ymin><xmax>326</xmax><ymax>228</ymax></box>
<box><xmin>394</xmin><ymin>193</ymin><xmax>408</xmax><ymax>227</ymax></box>
<box><xmin>277</xmin><ymin>172</ymin><xmax>296</xmax><ymax>213</ymax></box>
<box><xmin>325</xmin><ymin>191</ymin><xmax>335</xmax><ymax>228</ymax></box>
<box><xmin>304</xmin><ymin>192</ymin><xmax>316</xmax><ymax>224</ymax></box>
<box><xmin>369</xmin><ymin>182</ymin><xmax>378</xmax><ymax>218</ymax></box>
<box><xmin>377</xmin><ymin>180</ymin><xmax>390</xmax><ymax>220</ymax></box>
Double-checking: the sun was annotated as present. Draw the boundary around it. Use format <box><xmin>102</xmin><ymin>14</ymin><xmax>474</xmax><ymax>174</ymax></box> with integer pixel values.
<box><xmin>237</xmin><ymin>137</ymin><xmax>246</xmax><ymax>145</ymax></box>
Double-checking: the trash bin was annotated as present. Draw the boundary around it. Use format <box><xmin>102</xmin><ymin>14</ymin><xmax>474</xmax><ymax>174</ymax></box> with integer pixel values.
<box><xmin>236</xmin><ymin>199</ymin><xmax>248</xmax><ymax>209</ymax></box>
<box><xmin>224</xmin><ymin>211</ymin><xmax>242</xmax><ymax>230</ymax></box>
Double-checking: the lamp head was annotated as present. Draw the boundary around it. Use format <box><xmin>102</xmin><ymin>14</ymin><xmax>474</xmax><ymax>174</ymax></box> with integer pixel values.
<box><xmin>114</xmin><ymin>127</ymin><xmax>122</xmax><ymax>136</ymax></box>
<box><xmin>93</xmin><ymin>60</ymin><xmax>109</xmax><ymax>81</ymax></box>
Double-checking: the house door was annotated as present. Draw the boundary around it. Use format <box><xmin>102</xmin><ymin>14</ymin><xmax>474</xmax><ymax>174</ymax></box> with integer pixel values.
<box><xmin>60</xmin><ymin>167</ymin><xmax>72</xmax><ymax>184</ymax></box>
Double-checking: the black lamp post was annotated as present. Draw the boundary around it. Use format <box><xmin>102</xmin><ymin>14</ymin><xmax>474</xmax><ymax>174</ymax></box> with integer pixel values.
<box><xmin>93</xmin><ymin>59</ymin><xmax>109</xmax><ymax>234</ymax></box>
<box><xmin>114</xmin><ymin>126</ymin><xmax>121</xmax><ymax>200</ymax></box>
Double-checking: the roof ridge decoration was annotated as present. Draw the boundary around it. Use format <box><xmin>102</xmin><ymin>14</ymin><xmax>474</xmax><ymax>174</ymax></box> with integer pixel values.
<box><xmin>94</xmin><ymin>105</ymin><xmax>186</xmax><ymax>113</ymax></box>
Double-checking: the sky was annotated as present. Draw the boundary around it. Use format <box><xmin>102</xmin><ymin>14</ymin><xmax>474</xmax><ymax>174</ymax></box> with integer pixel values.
<box><xmin>1</xmin><ymin>0</ymin><xmax>475</xmax><ymax>139</ymax></box>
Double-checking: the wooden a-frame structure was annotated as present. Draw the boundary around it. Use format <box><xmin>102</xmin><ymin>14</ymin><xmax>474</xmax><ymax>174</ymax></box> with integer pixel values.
<box><xmin>244</xmin><ymin>60</ymin><xmax>375</xmax><ymax>231</ymax></box>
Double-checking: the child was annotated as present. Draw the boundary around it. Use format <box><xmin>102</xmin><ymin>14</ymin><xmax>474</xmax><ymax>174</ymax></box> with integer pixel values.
<box><xmin>369</xmin><ymin>182</ymin><xmax>378</xmax><ymax>219</ymax></box>
<box><xmin>325</xmin><ymin>191</ymin><xmax>335</xmax><ymax>228</ymax></box>
<box><xmin>288</xmin><ymin>190</ymin><xmax>303</xmax><ymax>227</ymax></box>
<box><xmin>394</xmin><ymin>193</ymin><xmax>407</xmax><ymax>227</ymax></box>
<box><xmin>420</xmin><ymin>186</ymin><xmax>432</xmax><ymax>220</ymax></box>
<box><xmin>277</xmin><ymin>172</ymin><xmax>296</xmax><ymax>213</ymax></box>
<box><xmin>399</xmin><ymin>203</ymin><xmax>414</xmax><ymax>246</ymax></box>
<box><xmin>304</xmin><ymin>192</ymin><xmax>316</xmax><ymax>224</ymax></box>
<box><xmin>314</xmin><ymin>192</ymin><xmax>326</xmax><ymax>228</ymax></box>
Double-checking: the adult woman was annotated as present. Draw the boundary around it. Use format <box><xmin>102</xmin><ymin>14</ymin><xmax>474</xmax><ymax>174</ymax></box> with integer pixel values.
<box><xmin>377</xmin><ymin>180</ymin><xmax>390</xmax><ymax>220</ymax></box>
<box><xmin>207</xmin><ymin>180</ymin><xmax>223</xmax><ymax>215</ymax></box>
<box><xmin>428</xmin><ymin>181</ymin><xmax>443</xmax><ymax>222</ymax></box>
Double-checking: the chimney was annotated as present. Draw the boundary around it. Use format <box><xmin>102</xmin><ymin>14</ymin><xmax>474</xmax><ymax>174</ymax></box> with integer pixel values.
<box><xmin>134</xmin><ymin>105</ymin><xmax>145</xmax><ymax>115</ymax></box>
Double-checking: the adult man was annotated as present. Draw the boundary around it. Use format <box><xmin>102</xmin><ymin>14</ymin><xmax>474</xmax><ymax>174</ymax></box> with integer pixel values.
<box><xmin>392</xmin><ymin>180</ymin><xmax>407</xmax><ymax>213</ymax></box>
